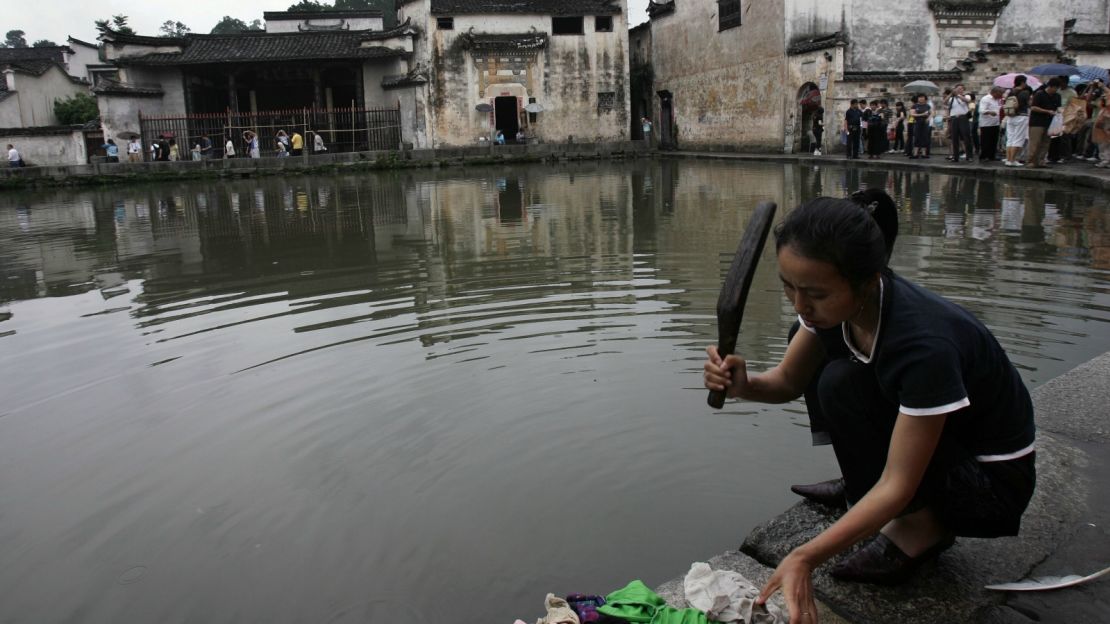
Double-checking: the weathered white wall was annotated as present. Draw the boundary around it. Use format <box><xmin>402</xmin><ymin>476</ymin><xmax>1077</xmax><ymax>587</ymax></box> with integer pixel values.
<box><xmin>996</xmin><ymin>0</ymin><xmax>1108</xmax><ymax>43</ymax></box>
<box><xmin>67</xmin><ymin>43</ymin><xmax>101</xmax><ymax>81</ymax></box>
<box><xmin>0</xmin><ymin>98</ymin><xmax>20</xmax><ymax>127</ymax></box>
<box><xmin>786</xmin><ymin>0</ymin><xmax>1110</xmax><ymax>72</ymax></box>
<box><xmin>1074</xmin><ymin>51</ymin><xmax>1110</xmax><ymax>66</ymax></box>
<box><xmin>0</xmin><ymin>130</ymin><xmax>87</xmax><ymax>165</ymax></box>
<box><xmin>651</xmin><ymin>0</ymin><xmax>787</xmax><ymax>150</ymax></box>
<box><xmin>399</xmin><ymin>1</ymin><xmax>630</xmax><ymax>148</ymax></box>
<box><xmin>265</xmin><ymin>15</ymin><xmax>384</xmax><ymax>33</ymax></box>
<box><xmin>363</xmin><ymin>58</ymin><xmax>407</xmax><ymax>108</ymax></box>
<box><xmin>97</xmin><ymin>94</ymin><xmax>149</xmax><ymax>142</ymax></box>
<box><xmin>5</xmin><ymin>65</ymin><xmax>88</xmax><ymax>127</ymax></box>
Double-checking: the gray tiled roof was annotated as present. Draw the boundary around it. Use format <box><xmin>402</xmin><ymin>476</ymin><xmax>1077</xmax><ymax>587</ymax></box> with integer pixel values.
<box><xmin>1065</xmin><ymin>33</ymin><xmax>1110</xmax><ymax>51</ymax></box>
<box><xmin>430</xmin><ymin>0</ymin><xmax>622</xmax><ymax>16</ymax></box>
<box><xmin>92</xmin><ymin>78</ymin><xmax>164</xmax><ymax>97</ymax></box>
<box><xmin>114</xmin><ymin>32</ymin><xmax>408</xmax><ymax>66</ymax></box>
<box><xmin>0</xmin><ymin>47</ymin><xmax>73</xmax><ymax>65</ymax></box>
<box><xmin>788</xmin><ymin>32</ymin><xmax>849</xmax><ymax>56</ymax></box>
<box><xmin>842</xmin><ymin>70</ymin><xmax>964</xmax><ymax>82</ymax></box>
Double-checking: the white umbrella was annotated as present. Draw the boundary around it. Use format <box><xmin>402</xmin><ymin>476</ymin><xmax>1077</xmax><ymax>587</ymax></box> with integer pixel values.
<box><xmin>904</xmin><ymin>80</ymin><xmax>940</xmax><ymax>95</ymax></box>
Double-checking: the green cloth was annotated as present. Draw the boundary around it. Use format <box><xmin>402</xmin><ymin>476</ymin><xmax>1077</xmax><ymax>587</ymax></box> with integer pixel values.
<box><xmin>598</xmin><ymin>580</ymin><xmax>716</xmax><ymax>624</ymax></box>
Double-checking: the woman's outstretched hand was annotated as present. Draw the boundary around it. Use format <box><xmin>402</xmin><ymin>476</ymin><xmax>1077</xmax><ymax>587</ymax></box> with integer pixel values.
<box><xmin>757</xmin><ymin>550</ymin><xmax>819</xmax><ymax>623</ymax></box>
<box><xmin>703</xmin><ymin>345</ymin><xmax>750</xmax><ymax>398</ymax></box>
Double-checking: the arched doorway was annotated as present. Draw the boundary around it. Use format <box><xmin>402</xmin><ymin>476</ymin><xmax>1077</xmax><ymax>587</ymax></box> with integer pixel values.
<box><xmin>797</xmin><ymin>83</ymin><xmax>822</xmax><ymax>153</ymax></box>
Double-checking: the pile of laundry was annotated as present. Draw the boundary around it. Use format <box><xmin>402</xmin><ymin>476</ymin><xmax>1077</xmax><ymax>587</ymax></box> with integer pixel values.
<box><xmin>516</xmin><ymin>563</ymin><xmax>787</xmax><ymax>624</ymax></box>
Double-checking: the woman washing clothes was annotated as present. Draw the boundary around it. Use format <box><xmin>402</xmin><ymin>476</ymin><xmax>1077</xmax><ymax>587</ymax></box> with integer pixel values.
<box><xmin>702</xmin><ymin>191</ymin><xmax>1036</xmax><ymax>623</ymax></box>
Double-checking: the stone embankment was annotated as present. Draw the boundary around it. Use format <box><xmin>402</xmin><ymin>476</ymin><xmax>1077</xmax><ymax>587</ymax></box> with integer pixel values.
<box><xmin>0</xmin><ymin>142</ymin><xmax>649</xmax><ymax>190</ymax></box>
<box><xmin>654</xmin><ymin>352</ymin><xmax>1110</xmax><ymax>623</ymax></box>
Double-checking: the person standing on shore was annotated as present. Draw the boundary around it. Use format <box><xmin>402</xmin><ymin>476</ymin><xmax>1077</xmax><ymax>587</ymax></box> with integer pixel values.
<box><xmin>101</xmin><ymin>139</ymin><xmax>120</xmax><ymax>163</ymax></box>
<box><xmin>910</xmin><ymin>94</ymin><xmax>932</xmax><ymax>159</ymax></box>
<box><xmin>812</xmin><ymin>107</ymin><xmax>825</xmax><ymax>156</ymax></box>
<box><xmin>200</xmin><ymin>134</ymin><xmax>213</xmax><ymax>159</ymax></box>
<box><xmin>224</xmin><ymin>135</ymin><xmax>236</xmax><ymax>159</ymax></box>
<box><xmin>978</xmin><ymin>87</ymin><xmax>1004</xmax><ymax>162</ymax></box>
<box><xmin>291</xmin><ymin>130</ymin><xmax>304</xmax><ymax>157</ymax></box>
<box><xmin>1005</xmin><ymin>75</ymin><xmax>1032</xmax><ymax>167</ymax></box>
<box><xmin>1092</xmin><ymin>88</ymin><xmax>1110</xmax><ymax>168</ymax></box>
<box><xmin>1025</xmin><ymin>78</ymin><xmax>1062</xmax><ymax>169</ymax></box>
<box><xmin>845</xmin><ymin>100</ymin><xmax>862</xmax><ymax>160</ymax></box>
<box><xmin>127</xmin><ymin>137</ymin><xmax>142</xmax><ymax>162</ymax></box>
<box><xmin>891</xmin><ymin>101</ymin><xmax>906</xmax><ymax>154</ymax></box>
<box><xmin>642</xmin><ymin>116</ymin><xmax>653</xmax><ymax>146</ymax></box>
<box><xmin>946</xmin><ymin>85</ymin><xmax>972</xmax><ymax>162</ymax></box>
<box><xmin>7</xmin><ymin>144</ymin><xmax>22</xmax><ymax>168</ymax></box>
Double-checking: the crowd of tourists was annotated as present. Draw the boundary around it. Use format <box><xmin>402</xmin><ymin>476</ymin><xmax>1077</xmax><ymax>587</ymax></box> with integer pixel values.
<box><xmin>817</xmin><ymin>73</ymin><xmax>1110</xmax><ymax>169</ymax></box>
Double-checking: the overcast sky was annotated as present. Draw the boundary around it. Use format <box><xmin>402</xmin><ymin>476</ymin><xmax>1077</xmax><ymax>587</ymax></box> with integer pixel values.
<box><xmin>7</xmin><ymin>0</ymin><xmax>652</xmax><ymax>45</ymax></box>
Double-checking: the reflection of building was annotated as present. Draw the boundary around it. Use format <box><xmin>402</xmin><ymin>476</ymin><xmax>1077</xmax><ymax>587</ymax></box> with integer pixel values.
<box><xmin>639</xmin><ymin>0</ymin><xmax>1110</xmax><ymax>153</ymax></box>
<box><xmin>394</xmin><ymin>0</ymin><xmax>631</xmax><ymax>147</ymax></box>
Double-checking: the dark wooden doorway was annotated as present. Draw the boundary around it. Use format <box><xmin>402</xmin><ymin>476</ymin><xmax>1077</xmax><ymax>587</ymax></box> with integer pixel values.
<box><xmin>657</xmin><ymin>90</ymin><xmax>675</xmax><ymax>150</ymax></box>
<box><xmin>495</xmin><ymin>96</ymin><xmax>519</xmax><ymax>141</ymax></box>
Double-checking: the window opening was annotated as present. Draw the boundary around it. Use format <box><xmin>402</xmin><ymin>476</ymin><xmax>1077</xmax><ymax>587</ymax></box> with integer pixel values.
<box><xmin>553</xmin><ymin>16</ymin><xmax>585</xmax><ymax>35</ymax></box>
<box><xmin>719</xmin><ymin>0</ymin><xmax>741</xmax><ymax>31</ymax></box>
<box><xmin>595</xmin><ymin>16</ymin><xmax>613</xmax><ymax>32</ymax></box>
<box><xmin>437</xmin><ymin>17</ymin><xmax>454</xmax><ymax>30</ymax></box>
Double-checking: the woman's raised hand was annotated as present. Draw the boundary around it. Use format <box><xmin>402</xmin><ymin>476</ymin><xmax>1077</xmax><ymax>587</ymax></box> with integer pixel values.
<box><xmin>704</xmin><ymin>345</ymin><xmax>750</xmax><ymax>398</ymax></box>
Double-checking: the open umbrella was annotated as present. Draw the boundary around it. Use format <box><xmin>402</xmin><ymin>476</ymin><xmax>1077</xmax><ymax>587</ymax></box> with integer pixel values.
<box><xmin>116</xmin><ymin>131</ymin><xmax>140</xmax><ymax>140</ymax></box>
<box><xmin>475</xmin><ymin>103</ymin><xmax>493</xmax><ymax>113</ymax></box>
<box><xmin>524</xmin><ymin>102</ymin><xmax>544</xmax><ymax>114</ymax></box>
<box><xmin>1077</xmin><ymin>65</ymin><xmax>1110</xmax><ymax>83</ymax></box>
<box><xmin>904</xmin><ymin>79</ymin><xmax>940</xmax><ymax>94</ymax></box>
<box><xmin>994</xmin><ymin>73</ymin><xmax>1042</xmax><ymax>90</ymax></box>
<box><xmin>1028</xmin><ymin>63</ymin><xmax>1079</xmax><ymax>76</ymax></box>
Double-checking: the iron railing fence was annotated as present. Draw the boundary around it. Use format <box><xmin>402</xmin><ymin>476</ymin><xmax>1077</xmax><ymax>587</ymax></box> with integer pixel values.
<box><xmin>138</xmin><ymin>106</ymin><xmax>402</xmax><ymax>161</ymax></box>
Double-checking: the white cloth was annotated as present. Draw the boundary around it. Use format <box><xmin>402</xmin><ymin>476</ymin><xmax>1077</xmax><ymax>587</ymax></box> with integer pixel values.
<box><xmin>1006</xmin><ymin>115</ymin><xmax>1029</xmax><ymax>147</ymax></box>
<box><xmin>7</xmin><ymin>148</ymin><xmax>19</xmax><ymax>162</ymax></box>
<box><xmin>683</xmin><ymin>562</ymin><xmax>786</xmax><ymax>624</ymax></box>
<box><xmin>314</xmin><ymin>134</ymin><xmax>327</xmax><ymax>151</ymax></box>
<box><xmin>224</xmin><ymin>140</ymin><xmax>236</xmax><ymax>157</ymax></box>
<box><xmin>535</xmin><ymin>593</ymin><xmax>579</xmax><ymax>624</ymax></box>
<box><xmin>979</xmin><ymin>95</ymin><xmax>1002</xmax><ymax>128</ymax></box>
<box><xmin>127</xmin><ymin>141</ymin><xmax>142</xmax><ymax>154</ymax></box>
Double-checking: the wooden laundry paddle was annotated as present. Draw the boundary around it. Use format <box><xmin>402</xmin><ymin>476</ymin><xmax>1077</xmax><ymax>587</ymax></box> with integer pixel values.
<box><xmin>708</xmin><ymin>201</ymin><xmax>777</xmax><ymax>409</ymax></box>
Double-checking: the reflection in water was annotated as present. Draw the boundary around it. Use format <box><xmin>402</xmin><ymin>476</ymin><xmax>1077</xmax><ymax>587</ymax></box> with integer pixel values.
<box><xmin>0</xmin><ymin>161</ymin><xmax>1109</xmax><ymax>623</ymax></box>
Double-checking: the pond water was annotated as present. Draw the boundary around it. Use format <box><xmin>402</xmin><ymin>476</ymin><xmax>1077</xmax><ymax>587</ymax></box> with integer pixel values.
<box><xmin>1</xmin><ymin>160</ymin><xmax>1108</xmax><ymax>623</ymax></box>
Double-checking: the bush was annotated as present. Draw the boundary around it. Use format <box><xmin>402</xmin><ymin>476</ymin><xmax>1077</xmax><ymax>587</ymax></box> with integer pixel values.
<box><xmin>54</xmin><ymin>93</ymin><xmax>99</xmax><ymax>126</ymax></box>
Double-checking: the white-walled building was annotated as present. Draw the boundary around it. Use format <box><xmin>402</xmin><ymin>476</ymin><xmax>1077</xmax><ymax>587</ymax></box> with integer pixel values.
<box><xmin>0</xmin><ymin>47</ymin><xmax>91</xmax><ymax>128</ymax></box>
<box><xmin>393</xmin><ymin>0</ymin><xmax>632</xmax><ymax>148</ymax></box>
<box><xmin>642</xmin><ymin>0</ymin><xmax>1110</xmax><ymax>153</ymax></box>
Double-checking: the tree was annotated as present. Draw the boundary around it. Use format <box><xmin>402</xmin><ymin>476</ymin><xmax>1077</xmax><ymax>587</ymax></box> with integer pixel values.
<box><xmin>287</xmin><ymin>0</ymin><xmax>328</xmax><ymax>11</ymax></box>
<box><xmin>54</xmin><ymin>93</ymin><xmax>99</xmax><ymax>126</ymax></box>
<box><xmin>334</xmin><ymin>0</ymin><xmax>377</xmax><ymax>8</ymax></box>
<box><xmin>159</xmin><ymin>20</ymin><xmax>191</xmax><ymax>38</ymax></box>
<box><xmin>95</xmin><ymin>15</ymin><xmax>134</xmax><ymax>35</ymax></box>
<box><xmin>210</xmin><ymin>16</ymin><xmax>264</xmax><ymax>35</ymax></box>
<box><xmin>32</xmin><ymin>39</ymin><xmax>58</xmax><ymax>48</ymax></box>
<box><xmin>3</xmin><ymin>30</ymin><xmax>29</xmax><ymax>48</ymax></box>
